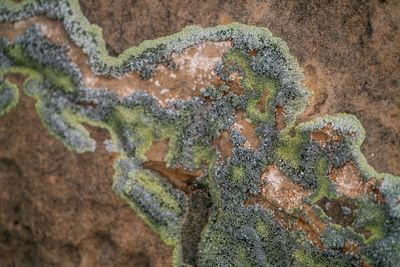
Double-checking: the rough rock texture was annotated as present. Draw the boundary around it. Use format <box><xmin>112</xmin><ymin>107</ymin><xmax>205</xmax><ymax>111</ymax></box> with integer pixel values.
<box><xmin>0</xmin><ymin>84</ymin><xmax>172</xmax><ymax>266</ymax></box>
<box><xmin>0</xmin><ymin>1</ymin><xmax>399</xmax><ymax>266</ymax></box>
<box><xmin>80</xmin><ymin>0</ymin><xmax>400</xmax><ymax>175</ymax></box>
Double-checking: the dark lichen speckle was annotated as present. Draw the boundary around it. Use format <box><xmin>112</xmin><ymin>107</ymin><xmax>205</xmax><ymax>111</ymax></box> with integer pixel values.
<box><xmin>0</xmin><ymin>1</ymin><xmax>399</xmax><ymax>266</ymax></box>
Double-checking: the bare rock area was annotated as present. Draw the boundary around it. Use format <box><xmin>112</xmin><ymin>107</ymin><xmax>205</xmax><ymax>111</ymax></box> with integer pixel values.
<box><xmin>0</xmin><ymin>0</ymin><xmax>399</xmax><ymax>266</ymax></box>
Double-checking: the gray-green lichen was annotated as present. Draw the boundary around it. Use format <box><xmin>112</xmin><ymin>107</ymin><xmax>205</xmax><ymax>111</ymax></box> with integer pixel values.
<box><xmin>0</xmin><ymin>79</ymin><xmax>19</xmax><ymax>116</ymax></box>
<box><xmin>1</xmin><ymin>1</ymin><xmax>399</xmax><ymax>266</ymax></box>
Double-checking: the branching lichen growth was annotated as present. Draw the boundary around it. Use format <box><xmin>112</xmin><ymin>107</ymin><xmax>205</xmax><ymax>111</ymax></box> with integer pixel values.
<box><xmin>1</xmin><ymin>1</ymin><xmax>399</xmax><ymax>266</ymax></box>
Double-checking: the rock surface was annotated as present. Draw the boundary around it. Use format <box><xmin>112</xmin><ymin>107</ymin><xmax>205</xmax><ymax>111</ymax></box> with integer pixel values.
<box><xmin>0</xmin><ymin>89</ymin><xmax>172</xmax><ymax>266</ymax></box>
<box><xmin>80</xmin><ymin>0</ymin><xmax>400</xmax><ymax>175</ymax></box>
<box><xmin>0</xmin><ymin>1</ymin><xmax>399</xmax><ymax>266</ymax></box>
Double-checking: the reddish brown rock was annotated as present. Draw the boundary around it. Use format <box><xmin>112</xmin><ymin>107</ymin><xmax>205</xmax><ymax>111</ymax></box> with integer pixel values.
<box><xmin>1</xmin><ymin>1</ymin><xmax>399</xmax><ymax>266</ymax></box>
<box><xmin>244</xmin><ymin>165</ymin><xmax>325</xmax><ymax>249</ymax></box>
<box><xmin>80</xmin><ymin>0</ymin><xmax>400</xmax><ymax>175</ymax></box>
<box><xmin>0</xmin><ymin>90</ymin><xmax>172</xmax><ymax>266</ymax></box>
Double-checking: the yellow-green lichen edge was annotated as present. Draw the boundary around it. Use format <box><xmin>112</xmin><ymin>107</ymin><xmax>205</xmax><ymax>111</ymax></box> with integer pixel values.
<box><xmin>1</xmin><ymin>1</ymin><xmax>399</xmax><ymax>266</ymax></box>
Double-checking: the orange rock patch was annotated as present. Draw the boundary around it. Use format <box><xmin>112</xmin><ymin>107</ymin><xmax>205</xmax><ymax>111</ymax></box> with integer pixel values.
<box><xmin>232</xmin><ymin>111</ymin><xmax>260</xmax><ymax>150</ymax></box>
<box><xmin>275</xmin><ymin>105</ymin><xmax>286</xmax><ymax>130</ymax></box>
<box><xmin>310</xmin><ymin>123</ymin><xmax>341</xmax><ymax>147</ymax></box>
<box><xmin>212</xmin><ymin>131</ymin><xmax>234</xmax><ymax>161</ymax></box>
<box><xmin>145</xmin><ymin>139</ymin><xmax>170</xmax><ymax>162</ymax></box>
<box><xmin>255</xmin><ymin>89</ymin><xmax>269</xmax><ymax>113</ymax></box>
<box><xmin>225</xmin><ymin>72</ymin><xmax>244</xmax><ymax>95</ymax></box>
<box><xmin>0</xmin><ymin>17</ymin><xmax>232</xmax><ymax>107</ymax></box>
<box><xmin>143</xmin><ymin>139</ymin><xmax>202</xmax><ymax>193</ymax></box>
<box><xmin>257</xmin><ymin>165</ymin><xmax>310</xmax><ymax>211</ymax></box>
<box><xmin>245</xmin><ymin>165</ymin><xmax>326</xmax><ymax>248</ymax></box>
<box><xmin>329</xmin><ymin>162</ymin><xmax>384</xmax><ymax>203</ymax></box>
<box><xmin>330</xmin><ymin>162</ymin><xmax>363</xmax><ymax>198</ymax></box>
<box><xmin>142</xmin><ymin>161</ymin><xmax>202</xmax><ymax>193</ymax></box>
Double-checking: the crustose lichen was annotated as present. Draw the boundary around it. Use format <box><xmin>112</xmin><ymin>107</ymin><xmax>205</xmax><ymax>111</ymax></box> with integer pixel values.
<box><xmin>1</xmin><ymin>1</ymin><xmax>399</xmax><ymax>266</ymax></box>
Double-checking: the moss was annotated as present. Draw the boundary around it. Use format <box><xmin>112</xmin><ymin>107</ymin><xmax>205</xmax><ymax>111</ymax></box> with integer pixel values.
<box><xmin>198</xmin><ymin>229</ymin><xmax>231</xmax><ymax>265</ymax></box>
<box><xmin>112</xmin><ymin>157</ymin><xmax>186</xmax><ymax>254</ymax></box>
<box><xmin>52</xmin><ymin>110</ymin><xmax>96</xmax><ymax>152</ymax></box>
<box><xmin>294</xmin><ymin>249</ymin><xmax>350</xmax><ymax>267</ymax></box>
<box><xmin>1</xmin><ymin>66</ymin><xmax>94</xmax><ymax>152</ymax></box>
<box><xmin>0</xmin><ymin>0</ymin><xmax>37</xmax><ymax>11</ymax></box>
<box><xmin>133</xmin><ymin>170</ymin><xmax>182</xmax><ymax>212</ymax></box>
<box><xmin>65</xmin><ymin>112</ymin><xmax>121</xmax><ymax>151</ymax></box>
<box><xmin>5</xmin><ymin>45</ymin><xmax>31</xmax><ymax>65</ymax></box>
<box><xmin>0</xmin><ymin>66</ymin><xmax>41</xmax><ymax>116</ymax></box>
<box><xmin>42</xmin><ymin>67</ymin><xmax>75</xmax><ymax>93</ymax></box>
<box><xmin>380</xmin><ymin>174</ymin><xmax>400</xmax><ymax>218</ymax></box>
<box><xmin>1</xmin><ymin>66</ymin><xmax>44</xmax><ymax>93</ymax></box>
<box><xmin>255</xmin><ymin>220</ymin><xmax>269</xmax><ymax>241</ymax></box>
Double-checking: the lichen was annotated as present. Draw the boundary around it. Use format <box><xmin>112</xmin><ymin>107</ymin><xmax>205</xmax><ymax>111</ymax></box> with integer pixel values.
<box><xmin>0</xmin><ymin>79</ymin><xmax>19</xmax><ymax>116</ymax></box>
<box><xmin>1</xmin><ymin>1</ymin><xmax>399</xmax><ymax>266</ymax></box>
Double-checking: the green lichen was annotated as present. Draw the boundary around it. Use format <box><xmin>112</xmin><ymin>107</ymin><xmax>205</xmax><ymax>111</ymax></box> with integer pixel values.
<box><xmin>112</xmin><ymin>157</ymin><xmax>186</xmax><ymax>253</ymax></box>
<box><xmin>107</xmin><ymin>105</ymin><xmax>179</xmax><ymax>162</ymax></box>
<box><xmin>309</xmin><ymin>157</ymin><xmax>334</xmax><ymax>203</ymax></box>
<box><xmin>192</xmin><ymin>145</ymin><xmax>214</xmax><ymax>169</ymax></box>
<box><xmin>355</xmin><ymin>200</ymin><xmax>386</xmax><ymax>244</ymax></box>
<box><xmin>5</xmin><ymin>44</ymin><xmax>76</xmax><ymax>93</ymax></box>
<box><xmin>1</xmin><ymin>1</ymin><xmax>399</xmax><ymax>266</ymax></box>
<box><xmin>294</xmin><ymin>249</ymin><xmax>349</xmax><ymax>267</ymax></box>
<box><xmin>275</xmin><ymin>128</ymin><xmax>305</xmax><ymax>169</ymax></box>
<box><xmin>231</xmin><ymin>165</ymin><xmax>246</xmax><ymax>183</ymax></box>
<box><xmin>224</xmin><ymin>48</ymin><xmax>278</xmax><ymax>124</ymax></box>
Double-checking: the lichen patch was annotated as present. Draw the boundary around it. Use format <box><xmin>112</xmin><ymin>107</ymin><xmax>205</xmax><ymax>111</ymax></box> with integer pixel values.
<box><xmin>1</xmin><ymin>17</ymin><xmax>231</xmax><ymax>108</ymax></box>
<box><xmin>1</xmin><ymin>5</ymin><xmax>398</xmax><ymax>264</ymax></box>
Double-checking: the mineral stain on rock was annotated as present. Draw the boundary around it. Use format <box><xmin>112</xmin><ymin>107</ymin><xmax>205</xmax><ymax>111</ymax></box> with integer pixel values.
<box><xmin>0</xmin><ymin>1</ymin><xmax>399</xmax><ymax>266</ymax></box>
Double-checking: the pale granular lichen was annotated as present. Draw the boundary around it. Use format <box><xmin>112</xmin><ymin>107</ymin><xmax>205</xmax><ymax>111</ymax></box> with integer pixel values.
<box><xmin>1</xmin><ymin>1</ymin><xmax>399</xmax><ymax>266</ymax></box>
